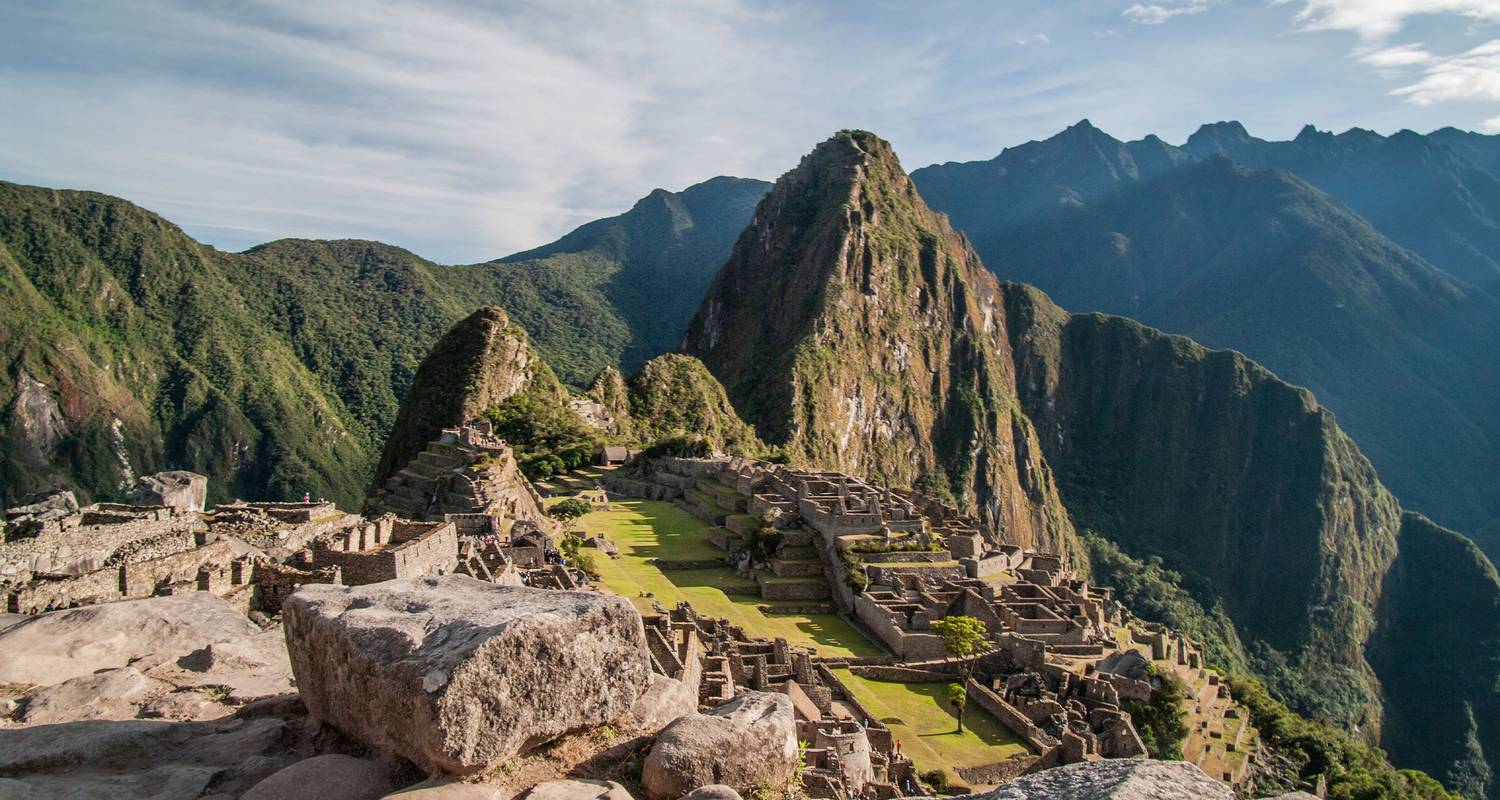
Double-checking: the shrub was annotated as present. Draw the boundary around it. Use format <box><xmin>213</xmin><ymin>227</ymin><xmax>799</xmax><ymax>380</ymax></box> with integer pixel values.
<box><xmin>549</xmin><ymin>498</ymin><xmax>592</xmax><ymax>522</ymax></box>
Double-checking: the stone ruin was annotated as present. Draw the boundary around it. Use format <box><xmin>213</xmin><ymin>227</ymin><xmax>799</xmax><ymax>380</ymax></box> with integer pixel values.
<box><xmin>644</xmin><ymin>601</ymin><xmax>920</xmax><ymax>800</ymax></box>
<box><xmin>1</xmin><ymin>450</ymin><xmax>581</xmax><ymax>616</ymax></box>
<box><xmin>601</xmin><ymin>453</ymin><xmax>1259</xmax><ymax>789</ymax></box>
<box><xmin>366</xmin><ymin>420</ymin><xmax>554</xmax><ymax>532</ymax></box>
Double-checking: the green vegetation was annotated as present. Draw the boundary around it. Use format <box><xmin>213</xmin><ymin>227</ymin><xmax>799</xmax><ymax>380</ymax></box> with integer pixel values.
<box><xmin>548</xmin><ymin>497</ymin><xmax>592</xmax><ymax>522</ymax></box>
<box><xmin>944</xmin><ymin>683</ymin><xmax>967</xmax><ymax>734</ymax></box>
<box><xmin>929</xmin><ymin>615</ymin><xmax>988</xmax><ymax>734</ymax></box>
<box><xmin>485</xmin><ymin>371</ymin><xmax>599</xmax><ymax>481</ymax></box>
<box><xmin>0</xmin><ymin>176</ymin><xmax>767</xmax><ymax>508</ymax></box>
<box><xmin>1121</xmin><ymin>666</ymin><xmax>1189</xmax><ymax>760</ymax></box>
<box><xmin>1229</xmin><ymin>674</ymin><xmax>1459</xmax><ymax>800</ymax></box>
<box><xmin>831</xmin><ymin>668</ymin><xmax>1030</xmax><ymax>785</ymax></box>
<box><xmin>1082</xmin><ymin>531</ymin><xmax>1248</xmax><ymax>676</ymax></box>
<box><xmin>577</xmin><ymin>498</ymin><xmax>879</xmax><ymax>658</ymax></box>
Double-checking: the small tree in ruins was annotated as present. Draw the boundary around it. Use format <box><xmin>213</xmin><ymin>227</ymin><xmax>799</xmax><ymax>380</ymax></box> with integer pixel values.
<box><xmin>930</xmin><ymin>615</ymin><xmax>989</xmax><ymax>733</ymax></box>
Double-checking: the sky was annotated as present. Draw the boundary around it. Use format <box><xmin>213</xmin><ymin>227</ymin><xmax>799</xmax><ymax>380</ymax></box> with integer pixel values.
<box><xmin>2</xmin><ymin>1</ymin><xmax>1499</xmax><ymax>263</ymax></box>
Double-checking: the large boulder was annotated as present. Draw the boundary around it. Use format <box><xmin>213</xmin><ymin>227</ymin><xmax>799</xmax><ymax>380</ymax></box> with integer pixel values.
<box><xmin>937</xmin><ymin>760</ymin><xmax>1232</xmax><ymax>800</ymax></box>
<box><xmin>128</xmin><ymin>470</ymin><xmax>208</xmax><ymax>513</ymax></box>
<box><xmin>641</xmin><ymin>692</ymin><xmax>798</xmax><ymax>800</ymax></box>
<box><xmin>0</xmin><ymin>591</ymin><xmax>261</xmax><ymax>685</ymax></box>
<box><xmin>283</xmin><ymin>575</ymin><xmax>652</xmax><ymax>774</ymax></box>
<box><xmin>241</xmin><ymin>754</ymin><xmax>397</xmax><ymax>800</ymax></box>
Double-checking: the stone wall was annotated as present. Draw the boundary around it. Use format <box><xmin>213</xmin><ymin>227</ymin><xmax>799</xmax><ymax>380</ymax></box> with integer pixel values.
<box><xmin>122</xmin><ymin>539</ymin><xmax>236</xmax><ymax>598</ymax></box>
<box><xmin>966</xmin><ymin>678</ymin><xmax>1057</xmax><ymax>754</ymax></box>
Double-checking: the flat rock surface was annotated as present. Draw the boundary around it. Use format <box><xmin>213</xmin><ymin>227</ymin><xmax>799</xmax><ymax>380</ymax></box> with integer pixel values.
<box><xmin>939</xmin><ymin>760</ymin><xmax>1233</xmax><ymax>800</ymax></box>
<box><xmin>0</xmin><ymin>713</ymin><xmax>299</xmax><ymax>800</ymax></box>
<box><xmin>0</xmin><ymin>592</ymin><xmax>261</xmax><ymax>685</ymax></box>
<box><xmin>522</xmin><ymin>779</ymin><xmax>635</xmax><ymax>800</ymax></box>
<box><xmin>283</xmin><ymin>575</ymin><xmax>651</xmax><ymax>774</ymax></box>
<box><xmin>641</xmin><ymin>692</ymin><xmax>797</xmax><ymax>800</ymax></box>
<box><xmin>384</xmin><ymin>778</ymin><xmax>504</xmax><ymax>799</ymax></box>
<box><xmin>241</xmin><ymin>754</ymin><xmax>397</xmax><ymax>800</ymax></box>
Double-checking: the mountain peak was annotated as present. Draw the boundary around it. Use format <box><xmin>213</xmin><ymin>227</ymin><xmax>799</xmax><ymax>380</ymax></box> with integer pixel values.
<box><xmin>370</xmin><ymin>305</ymin><xmax>554</xmax><ymax>487</ymax></box>
<box><xmin>1183</xmin><ymin>120</ymin><xmax>1253</xmax><ymax>153</ymax></box>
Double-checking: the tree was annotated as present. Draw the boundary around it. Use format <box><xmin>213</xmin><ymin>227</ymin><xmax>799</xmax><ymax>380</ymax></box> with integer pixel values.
<box><xmin>549</xmin><ymin>498</ymin><xmax>592</xmax><ymax>522</ymax></box>
<box><xmin>930</xmin><ymin>615</ymin><xmax>989</xmax><ymax>733</ymax></box>
<box><xmin>945</xmin><ymin>682</ymin><xmax>968</xmax><ymax>733</ymax></box>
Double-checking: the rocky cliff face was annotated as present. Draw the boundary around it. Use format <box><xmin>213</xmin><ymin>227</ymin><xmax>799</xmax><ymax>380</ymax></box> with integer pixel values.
<box><xmin>682</xmin><ymin>131</ymin><xmax>1075</xmax><ymax>553</ymax></box>
<box><xmin>1003</xmin><ymin>285</ymin><xmax>1401</xmax><ymax>732</ymax></box>
<box><xmin>371</xmin><ymin>306</ymin><xmax>560</xmax><ymax>487</ymax></box>
<box><xmin>1368</xmin><ymin>513</ymin><xmax>1500</xmax><ymax>799</ymax></box>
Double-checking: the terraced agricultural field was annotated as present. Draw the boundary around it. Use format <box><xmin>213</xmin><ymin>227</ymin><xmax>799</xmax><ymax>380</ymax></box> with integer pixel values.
<box><xmin>567</xmin><ymin>497</ymin><xmax>881</xmax><ymax>658</ymax></box>
<box><xmin>831</xmin><ymin>668</ymin><xmax>1031</xmax><ymax>786</ymax></box>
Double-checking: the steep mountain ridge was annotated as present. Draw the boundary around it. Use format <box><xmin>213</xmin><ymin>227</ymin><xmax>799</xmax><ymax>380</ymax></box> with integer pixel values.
<box><xmin>910</xmin><ymin>123</ymin><xmax>1500</xmax><ymax>550</ymax></box>
<box><xmin>369</xmin><ymin>306</ymin><xmax>562</xmax><ymax>488</ymax></box>
<box><xmin>688</xmin><ymin>131</ymin><xmax>1500</xmax><ymax>798</ymax></box>
<box><xmin>682</xmin><ymin>131</ymin><xmax>1076</xmax><ymax>554</ymax></box>
<box><xmin>490</xmin><ymin>175</ymin><xmax>771</xmax><ymax>381</ymax></box>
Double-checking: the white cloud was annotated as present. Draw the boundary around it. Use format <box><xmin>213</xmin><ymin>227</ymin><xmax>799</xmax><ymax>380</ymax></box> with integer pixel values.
<box><xmin>1014</xmin><ymin>32</ymin><xmax>1052</xmax><ymax>45</ymax></box>
<box><xmin>1357</xmin><ymin>42</ymin><xmax>1436</xmax><ymax>66</ymax></box>
<box><xmin>1276</xmin><ymin>0</ymin><xmax>1500</xmax><ymax>41</ymax></box>
<box><xmin>1481</xmin><ymin>113</ymin><xmax>1500</xmax><ymax>131</ymax></box>
<box><xmin>1390</xmin><ymin>39</ymin><xmax>1500</xmax><ymax>103</ymax></box>
<box><xmin>1276</xmin><ymin>0</ymin><xmax>1500</xmax><ymax>113</ymax></box>
<box><xmin>1123</xmin><ymin>1</ymin><xmax>1209</xmax><ymax>25</ymax></box>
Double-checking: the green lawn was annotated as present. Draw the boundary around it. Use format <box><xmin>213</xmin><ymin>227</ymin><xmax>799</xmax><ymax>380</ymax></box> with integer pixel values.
<box><xmin>575</xmin><ymin>498</ymin><xmax>882</xmax><ymax>659</ymax></box>
<box><xmin>832</xmin><ymin>668</ymin><xmax>1032</xmax><ymax>784</ymax></box>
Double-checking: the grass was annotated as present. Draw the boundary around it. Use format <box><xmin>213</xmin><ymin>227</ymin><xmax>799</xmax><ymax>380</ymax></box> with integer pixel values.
<box><xmin>831</xmin><ymin>668</ymin><xmax>1031</xmax><ymax>784</ymax></box>
<box><xmin>577</xmin><ymin>498</ymin><xmax>882</xmax><ymax>659</ymax></box>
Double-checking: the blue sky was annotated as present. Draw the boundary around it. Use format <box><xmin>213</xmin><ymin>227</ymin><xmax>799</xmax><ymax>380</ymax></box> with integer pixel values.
<box><xmin>2</xmin><ymin>0</ymin><xmax>1499</xmax><ymax>263</ymax></box>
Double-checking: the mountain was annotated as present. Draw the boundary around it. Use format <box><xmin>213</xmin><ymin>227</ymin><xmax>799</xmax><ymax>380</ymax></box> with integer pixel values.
<box><xmin>369</xmin><ymin>306</ymin><xmax>564</xmax><ymax>487</ymax></box>
<box><xmin>0</xmin><ymin>183</ymin><xmax>376</xmax><ymax>508</ymax></box>
<box><xmin>682</xmin><ymin>130</ymin><xmax>1077</xmax><ymax>555</ymax></box>
<box><xmin>1181</xmin><ymin>122</ymin><xmax>1500</xmax><ymax>290</ymax></box>
<box><xmin>0</xmin><ymin>178</ymin><xmax>766</xmax><ymax>508</ymax></box>
<box><xmin>488</xmin><ymin>176</ymin><xmax>770</xmax><ymax>383</ymax></box>
<box><xmin>910</xmin><ymin>123</ymin><xmax>1500</xmax><ymax>554</ymax></box>
<box><xmin>687</xmin><ymin>131</ymin><xmax>1500</xmax><ymax>798</ymax></box>
<box><xmin>1430</xmin><ymin>127</ymin><xmax>1500</xmax><ymax>177</ymax></box>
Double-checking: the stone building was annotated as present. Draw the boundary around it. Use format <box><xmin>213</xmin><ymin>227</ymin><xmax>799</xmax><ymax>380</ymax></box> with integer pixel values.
<box><xmin>310</xmin><ymin>516</ymin><xmax>459</xmax><ymax>585</ymax></box>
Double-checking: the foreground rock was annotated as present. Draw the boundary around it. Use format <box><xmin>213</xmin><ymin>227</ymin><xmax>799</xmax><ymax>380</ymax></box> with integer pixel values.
<box><xmin>641</xmin><ymin>692</ymin><xmax>798</xmax><ymax>800</ymax></box>
<box><xmin>241</xmin><ymin>754</ymin><xmax>397</xmax><ymax>800</ymax></box>
<box><xmin>522</xmin><ymin>779</ymin><xmax>635</xmax><ymax>800</ymax></box>
<box><xmin>283</xmin><ymin>575</ymin><xmax>652</xmax><ymax>774</ymax></box>
<box><xmin>0</xmin><ymin>710</ymin><xmax>304</xmax><ymax>799</ymax></box>
<box><xmin>0</xmin><ymin>592</ymin><xmax>261</xmax><ymax>685</ymax></box>
<box><xmin>939</xmin><ymin>759</ymin><xmax>1232</xmax><ymax>800</ymax></box>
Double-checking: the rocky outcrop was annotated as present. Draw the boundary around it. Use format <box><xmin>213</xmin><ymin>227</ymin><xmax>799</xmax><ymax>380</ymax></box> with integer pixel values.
<box><xmin>641</xmin><ymin>691</ymin><xmax>798</xmax><ymax>800</ymax></box>
<box><xmin>0</xmin><ymin>591</ymin><xmax>261</xmax><ymax>685</ymax></box>
<box><xmin>127</xmin><ymin>470</ymin><xmax>208</xmax><ymax>513</ymax></box>
<box><xmin>682</xmin><ymin>131</ymin><xmax>1075</xmax><ymax>553</ymax></box>
<box><xmin>939</xmin><ymin>759</ymin><xmax>1231</xmax><ymax>800</ymax></box>
<box><xmin>282</xmin><ymin>575</ymin><xmax>652</xmax><ymax>775</ymax></box>
<box><xmin>371</xmin><ymin>307</ymin><xmax>559</xmax><ymax>488</ymax></box>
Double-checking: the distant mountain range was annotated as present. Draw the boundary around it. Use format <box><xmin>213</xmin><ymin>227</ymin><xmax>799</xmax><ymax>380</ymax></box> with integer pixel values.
<box><xmin>0</xmin><ymin>175</ymin><xmax>765</xmax><ymax>508</ymax></box>
<box><xmin>911</xmin><ymin>121</ymin><xmax>1500</xmax><ymax>556</ymax></box>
